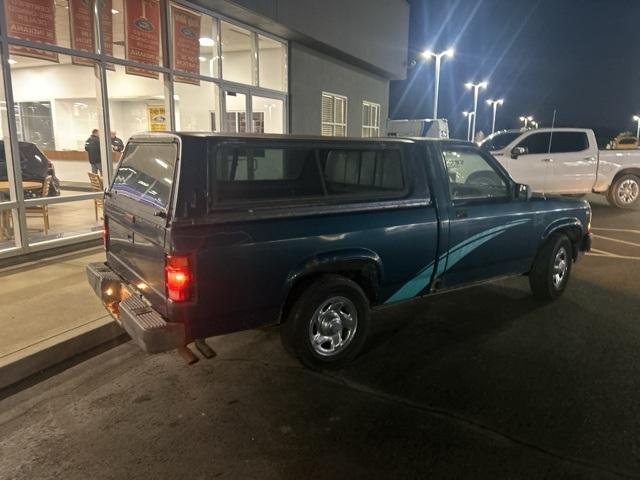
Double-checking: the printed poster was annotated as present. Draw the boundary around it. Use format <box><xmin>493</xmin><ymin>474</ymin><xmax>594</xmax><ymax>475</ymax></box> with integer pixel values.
<box><xmin>69</xmin><ymin>0</ymin><xmax>115</xmax><ymax>68</ymax></box>
<box><xmin>125</xmin><ymin>0</ymin><xmax>161</xmax><ymax>79</ymax></box>
<box><xmin>171</xmin><ymin>4</ymin><xmax>201</xmax><ymax>85</ymax></box>
<box><xmin>4</xmin><ymin>0</ymin><xmax>59</xmax><ymax>63</ymax></box>
<box><xmin>148</xmin><ymin>105</ymin><xmax>167</xmax><ymax>131</ymax></box>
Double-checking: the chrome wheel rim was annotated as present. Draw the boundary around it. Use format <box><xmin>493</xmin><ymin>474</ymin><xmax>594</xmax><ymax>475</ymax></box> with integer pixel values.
<box><xmin>553</xmin><ymin>247</ymin><xmax>568</xmax><ymax>289</ymax></box>
<box><xmin>617</xmin><ymin>179</ymin><xmax>639</xmax><ymax>204</ymax></box>
<box><xmin>308</xmin><ymin>296</ymin><xmax>358</xmax><ymax>357</ymax></box>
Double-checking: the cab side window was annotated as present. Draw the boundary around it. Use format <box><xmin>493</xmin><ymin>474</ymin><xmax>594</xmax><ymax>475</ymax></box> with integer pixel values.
<box><xmin>549</xmin><ymin>132</ymin><xmax>589</xmax><ymax>153</ymax></box>
<box><xmin>443</xmin><ymin>149</ymin><xmax>509</xmax><ymax>201</ymax></box>
<box><xmin>517</xmin><ymin>133</ymin><xmax>552</xmax><ymax>155</ymax></box>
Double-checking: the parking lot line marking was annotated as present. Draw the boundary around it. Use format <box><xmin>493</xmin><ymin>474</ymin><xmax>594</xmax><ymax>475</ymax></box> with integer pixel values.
<box><xmin>592</xmin><ymin>228</ymin><xmax>640</xmax><ymax>235</ymax></box>
<box><xmin>592</xmin><ymin>234</ymin><xmax>640</xmax><ymax>248</ymax></box>
<box><xmin>590</xmin><ymin>248</ymin><xmax>616</xmax><ymax>256</ymax></box>
<box><xmin>587</xmin><ymin>253</ymin><xmax>640</xmax><ymax>261</ymax></box>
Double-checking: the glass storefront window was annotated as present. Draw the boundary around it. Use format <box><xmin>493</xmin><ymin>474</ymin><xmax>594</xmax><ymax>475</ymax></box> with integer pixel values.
<box><xmin>107</xmin><ymin>64</ymin><xmax>169</xmax><ymax>144</ymax></box>
<box><xmin>0</xmin><ymin>207</ymin><xmax>18</xmax><ymax>252</ymax></box>
<box><xmin>26</xmin><ymin>197</ymin><xmax>102</xmax><ymax>246</ymax></box>
<box><xmin>258</xmin><ymin>35</ymin><xmax>287</xmax><ymax>92</ymax></box>
<box><xmin>221</xmin><ymin>22</ymin><xmax>253</xmax><ymax>85</ymax></box>
<box><xmin>223</xmin><ymin>90</ymin><xmax>247</xmax><ymax>133</ymax></box>
<box><xmin>174</xmin><ymin>80</ymin><xmax>220</xmax><ymax>131</ymax></box>
<box><xmin>108</xmin><ymin>0</ymin><xmax>164</xmax><ymax>68</ymax></box>
<box><xmin>197</xmin><ymin>11</ymin><xmax>219</xmax><ymax>78</ymax></box>
<box><xmin>9</xmin><ymin>53</ymin><xmax>101</xmax><ymax>198</ymax></box>
<box><xmin>252</xmin><ymin>96</ymin><xmax>284</xmax><ymax>134</ymax></box>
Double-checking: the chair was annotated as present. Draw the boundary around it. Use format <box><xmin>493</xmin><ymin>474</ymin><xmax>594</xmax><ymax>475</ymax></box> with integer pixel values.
<box><xmin>25</xmin><ymin>176</ymin><xmax>52</xmax><ymax>235</ymax></box>
<box><xmin>88</xmin><ymin>172</ymin><xmax>104</xmax><ymax>221</ymax></box>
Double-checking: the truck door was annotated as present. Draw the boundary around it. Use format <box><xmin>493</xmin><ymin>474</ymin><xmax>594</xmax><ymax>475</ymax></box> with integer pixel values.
<box><xmin>438</xmin><ymin>144</ymin><xmax>535</xmax><ymax>288</ymax></box>
<box><xmin>546</xmin><ymin>131</ymin><xmax>597</xmax><ymax>193</ymax></box>
<box><xmin>507</xmin><ymin>131</ymin><xmax>554</xmax><ymax>193</ymax></box>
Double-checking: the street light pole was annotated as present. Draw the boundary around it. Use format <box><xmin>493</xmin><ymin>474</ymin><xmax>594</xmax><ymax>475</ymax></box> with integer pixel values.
<box><xmin>519</xmin><ymin>115</ymin><xmax>533</xmax><ymax>128</ymax></box>
<box><xmin>634</xmin><ymin>115</ymin><xmax>640</xmax><ymax>140</ymax></box>
<box><xmin>463</xmin><ymin>111</ymin><xmax>475</xmax><ymax>141</ymax></box>
<box><xmin>486</xmin><ymin>99</ymin><xmax>504</xmax><ymax>135</ymax></box>
<box><xmin>465</xmin><ymin>81</ymin><xmax>488</xmax><ymax>142</ymax></box>
<box><xmin>422</xmin><ymin>48</ymin><xmax>455</xmax><ymax>120</ymax></box>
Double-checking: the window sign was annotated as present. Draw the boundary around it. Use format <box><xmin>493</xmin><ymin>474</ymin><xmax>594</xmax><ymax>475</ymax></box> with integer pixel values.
<box><xmin>148</xmin><ymin>106</ymin><xmax>167</xmax><ymax>131</ymax></box>
<box><xmin>4</xmin><ymin>0</ymin><xmax>59</xmax><ymax>62</ymax></box>
<box><xmin>124</xmin><ymin>0</ymin><xmax>161</xmax><ymax>78</ymax></box>
<box><xmin>69</xmin><ymin>0</ymin><xmax>114</xmax><ymax>66</ymax></box>
<box><xmin>171</xmin><ymin>4</ymin><xmax>201</xmax><ymax>85</ymax></box>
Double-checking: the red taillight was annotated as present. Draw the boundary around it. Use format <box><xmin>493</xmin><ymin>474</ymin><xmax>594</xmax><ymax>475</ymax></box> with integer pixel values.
<box><xmin>165</xmin><ymin>255</ymin><xmax>192</xmax><ymax>302</ymax></box>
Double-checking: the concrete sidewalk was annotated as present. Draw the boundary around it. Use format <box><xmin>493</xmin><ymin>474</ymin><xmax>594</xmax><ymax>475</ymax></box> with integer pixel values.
<box><xmin>0</xmin><ymin>248</ymin><xmax>124</xmax><ymax>389</ymax></box>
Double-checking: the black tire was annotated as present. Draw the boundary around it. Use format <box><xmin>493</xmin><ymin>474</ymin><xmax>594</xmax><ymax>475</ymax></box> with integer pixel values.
<box><xmin>529</xmin><ymin>233</ymin><xmax>573</xmax><ymax>301</ymax></box>
<box><xmin>280</xmin><ymin>274</ymin><xmax>370</xmax><ymax>370</ymax></box>
<box><xmin>607</xmin><ymin>174</ymin><xmax>640</xmax><ymax>209</ymax></box>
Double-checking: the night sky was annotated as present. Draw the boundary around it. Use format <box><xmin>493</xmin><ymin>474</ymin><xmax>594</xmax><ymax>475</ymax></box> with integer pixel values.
<box><xmin>390</xmin><ymin>0</ymin><xmax>640</xmax><ymax>145</ymax></box>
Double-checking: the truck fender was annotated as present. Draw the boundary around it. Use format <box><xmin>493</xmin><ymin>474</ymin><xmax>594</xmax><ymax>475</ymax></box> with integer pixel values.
<box><xmin>539</xmin><ymin>218</ymin><xmax>584</xmax><ymax>261</ymax></box>
<box><xmin>279</xmin><ymin>249</ymin><xmax>383</xmax><ymax>320</ymax></box>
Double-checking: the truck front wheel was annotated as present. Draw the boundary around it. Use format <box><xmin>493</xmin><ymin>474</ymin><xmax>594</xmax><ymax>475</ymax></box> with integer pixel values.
<box><xmin>280</xmin><ymin>274</ymin><xmax>370</xmax><ymax>370</ymax></box>
<box><xmin>529</xmin><ymin>233</ymin><xmax>573</xmax><ymax>301</ymax></box>
<box><xmin>607</xmin><ymin>174</ymin><xmax>640</xmax><ymax>208</ymax></box>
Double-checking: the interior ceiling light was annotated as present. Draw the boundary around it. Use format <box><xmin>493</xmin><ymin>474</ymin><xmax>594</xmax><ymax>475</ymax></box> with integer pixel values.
<box><xmin>199</xmin><ymin>37</ymin><xmax>215</xmax><ymax>47</ymax></box>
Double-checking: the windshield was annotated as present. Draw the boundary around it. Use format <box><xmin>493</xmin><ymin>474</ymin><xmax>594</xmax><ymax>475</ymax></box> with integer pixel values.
<box><xmin>111</xmin><ymin>142</ymin><xmax>178</xmax><ymax>210</ymax></box>
<box><xmin>480</xmin><ymin>132</ymin><xmax>521</xmax><ymax>151</ymax></box>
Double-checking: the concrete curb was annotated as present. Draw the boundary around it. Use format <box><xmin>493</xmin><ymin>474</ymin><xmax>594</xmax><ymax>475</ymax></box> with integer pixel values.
<box><xmin>0</xmin><ymin>317</ymin><xmax>126</xmax><ymax>390</ymax></box>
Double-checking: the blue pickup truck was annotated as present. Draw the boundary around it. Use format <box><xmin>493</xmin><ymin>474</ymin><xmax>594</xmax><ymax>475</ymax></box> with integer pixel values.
<box><xmin>87</xmin><ymin>133</ymin><xmax>592</xmax><ymax>369</ymax></box>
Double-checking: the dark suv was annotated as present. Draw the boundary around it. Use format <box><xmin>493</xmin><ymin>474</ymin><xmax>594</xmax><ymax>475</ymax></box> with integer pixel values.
<box><xmin>87</xmin><ymin>133</ymin><xmax>591</xmax><ymax>369</ymax></box>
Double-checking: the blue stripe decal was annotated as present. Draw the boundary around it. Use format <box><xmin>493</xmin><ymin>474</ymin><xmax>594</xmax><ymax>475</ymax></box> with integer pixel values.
<box><xmin>384</xmin><ymin>218</ymin><xmax>531</xmax><ymax>304</ymax></box>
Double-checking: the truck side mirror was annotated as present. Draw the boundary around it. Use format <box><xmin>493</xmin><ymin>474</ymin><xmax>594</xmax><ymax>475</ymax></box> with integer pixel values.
<box><xmin>511</xmin><ymin>146</ymin><xmax>527</xmax><ymax>159</ymax></box>
<box><xmin>516</xmin><ymin>183</ymin><xmax>532</xmax><ymax>200</ymax></box>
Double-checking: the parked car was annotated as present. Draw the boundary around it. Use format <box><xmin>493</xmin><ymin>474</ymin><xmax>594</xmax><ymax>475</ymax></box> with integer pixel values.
<box><xmin>0</xmin><ymin>140</ymin><xmax>61</xmax><ymax>197</ymax></box>
<box><xmin>87</xmin><ymin>133</ymin><xmax>592</xmax><ymax>369</ymax></box>
<box><xmin>482</xmin><ymin>128</ymin><xmax>640</xmax><ymax>208</ymax></box>
<box><xmin>612</xmin><ymin>135</ymin><xmax>638</xmax><ymax>150</ymax></box>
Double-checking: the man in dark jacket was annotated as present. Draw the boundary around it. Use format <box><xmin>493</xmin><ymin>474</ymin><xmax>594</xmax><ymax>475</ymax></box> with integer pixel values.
<box><xmin>85</xmin><ymin>129</ymin><xmax>101</xmax><ymax>174</ymax></box>
<box><xmin>111</xmin><ymin>130</ymin><xmax>124</xmax><ymax>153</ymax></box>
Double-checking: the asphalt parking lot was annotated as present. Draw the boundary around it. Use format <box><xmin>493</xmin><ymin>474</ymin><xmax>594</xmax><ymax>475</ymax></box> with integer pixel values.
<box><xmin>1</xmin><ymin>194</ymin><xmax>639</xmax><ymax>480</ymax></box>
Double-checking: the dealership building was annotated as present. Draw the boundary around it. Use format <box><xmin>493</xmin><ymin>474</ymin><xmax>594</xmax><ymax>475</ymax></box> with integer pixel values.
<box><xmin>0</xmin><ymin>0</ymin><xmax>408</xmax><ymax>260</ymax></box>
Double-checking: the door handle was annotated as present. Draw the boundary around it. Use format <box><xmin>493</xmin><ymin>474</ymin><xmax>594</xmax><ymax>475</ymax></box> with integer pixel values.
<box><xmin>455</xmin><ymin>208</ymin><xmax>468</xmax><ymax>219</ymax></box>
<box><xmin>541</xmin><ymin>158</ymin><xmax>554</xmax><ymax>163</ymax></box>
<box><xmin>583</xmin><ymin>156</ymin><xmax>596</xmax><ymax>162</ymax></box>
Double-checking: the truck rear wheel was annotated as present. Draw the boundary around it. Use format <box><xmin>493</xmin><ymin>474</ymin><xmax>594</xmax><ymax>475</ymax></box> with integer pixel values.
<box><xmin>607</xmin><ymin>174</ymin><xmax>640</xmax><ymax>208</ymax></box>
<box><xmin>280</xmin><ymin>274</ymin><xmax>370</xmax><ymax>370</ymax></box>
<box><xmin>529</xmin><ymin>233</ymin><xmax>573</xmax><ymax>301</ymax></box>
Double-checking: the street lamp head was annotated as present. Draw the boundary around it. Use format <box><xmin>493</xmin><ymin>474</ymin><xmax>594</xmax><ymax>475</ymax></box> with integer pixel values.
<box><xmin>634</xmin><ymin>115</ymin><xmax>640</xmax><ymax>122</ymax></box>
<box><xmin>465</xmin><ymin>82</ymin><xmax>473</xmax><ymax>89</ymax></box>
<box><xmin>486</xmin><ymin>99</ymin><xmax>494</xmax><ymax>106</ymax></box>
<box><xmin>527</xmin><ymin>116</ymin><xmax>533</xmax><ymax>121</ymax></box>
<box><xmin>480</xmin><ymin>81</ymin><xmax>489</xmax><ymax>89</ymax></box>
<box><xmin>519</xmin><ymin>116</ymin><xmax>525</xmax><ymax>121</ymax></box>
<box><xmin>444</xmin><ymin>48</ymin><xmax>455</xmax><ymax>58</ymax></box>
<box><xmin>497</xmin><ymin>99</ymin><xmax>505</xmax><ymax>105</ymax></box>
<box><xmin>421</xmin><ymin>49</ymin><xmax>433</xmax><ymax>58</ymax></box>
<box><xmin>463</xmin><ymin>111</ymin><xmax>470</xmax><ymax>117</ymax></box>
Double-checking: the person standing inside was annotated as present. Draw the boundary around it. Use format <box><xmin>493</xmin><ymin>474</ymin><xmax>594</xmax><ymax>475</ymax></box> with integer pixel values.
<box><xmin>85</xmin><ymin>129</ymin><xmax>101</xmax><ymax>174</ymax></box>
<box><xmin>111</xmin><ymin>130</ymin><xmax>124</xmax><ymax>154</ymax></box>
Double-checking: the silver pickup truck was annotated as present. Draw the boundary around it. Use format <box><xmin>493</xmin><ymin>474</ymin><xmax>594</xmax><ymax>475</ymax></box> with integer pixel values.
<box><xmin>482</xmin><ymin>128</ymin><xmax>640</xmax><ymax>208</ymax></box>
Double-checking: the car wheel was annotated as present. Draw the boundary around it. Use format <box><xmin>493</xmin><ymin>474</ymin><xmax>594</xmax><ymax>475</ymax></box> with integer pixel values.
<box><xmin>608</xmin><ymin>174</ymin><xmax>640</xmax><ymax>208</ymax></box>
<box><xmin>280</xmin><ymin>274</ymin><xmax>370</xmax><ymax>370</ymax></box>
<box><xmin>529</xmin><ymin>233</ymin><xmax>573</xmax><ymax>301</ymax></box>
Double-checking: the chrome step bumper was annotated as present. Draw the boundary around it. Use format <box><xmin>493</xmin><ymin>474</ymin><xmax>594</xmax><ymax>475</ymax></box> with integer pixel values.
<box><xmin>86</xmin><ymin>262</ymin><xmax>184</xmax><ymax>353</ymax></box>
